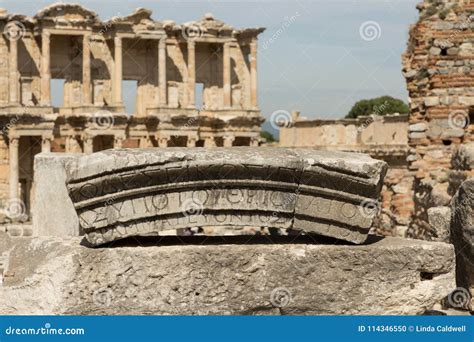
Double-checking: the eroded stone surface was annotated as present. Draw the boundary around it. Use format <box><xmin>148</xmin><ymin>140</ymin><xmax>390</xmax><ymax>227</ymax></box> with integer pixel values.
<box><xmin>427</xmin><ymin>206</ymin><xmax>451</xmax><ymax>242</ymax></box>
<box><xmin>33</xmin><ymin>153</ymin><xmax>81</xmax><ymax>237</ymax></box>
<box><xmin>65</xmin><ymin>148</ymin><xmax>387</xmax><ymax>245</ymax></box>
<box><xmin>0</xmin><ymin>233</ymin><xmax>456</xmax><ymax>315</ymax></box>
<box><xmin>451</xmin><ymin>178</ymin><xmax>474</xmax><ymax>310</ymax></box>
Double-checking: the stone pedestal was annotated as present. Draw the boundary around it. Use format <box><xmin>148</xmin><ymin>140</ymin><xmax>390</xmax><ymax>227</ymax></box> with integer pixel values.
<box><xmin>32</xmin><ymin>153</ymin><xmax>81</xmax><ymax>237</ymax></box>
<box><xmin>0</xmin><ymin>235</ymin><xmax>455</xmax><ymax>315</ymax></box>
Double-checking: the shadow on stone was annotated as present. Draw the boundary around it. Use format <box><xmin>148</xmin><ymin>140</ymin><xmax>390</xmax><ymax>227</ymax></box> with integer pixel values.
<box><xmin>89</xmin><ymin>232</ymin><xmax>386</xmax><ymax>248</ymax></box>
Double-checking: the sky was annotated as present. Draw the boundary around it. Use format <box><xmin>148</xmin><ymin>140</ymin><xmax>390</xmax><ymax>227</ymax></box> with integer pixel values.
<box><xmin>0</xmin><ymin>0</ymin><xmax>420</xmax><ymax>126</ymax></box>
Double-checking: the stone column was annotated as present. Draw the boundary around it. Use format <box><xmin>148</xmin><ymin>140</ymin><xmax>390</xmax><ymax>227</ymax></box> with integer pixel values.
<box><xmin>9</xmin><ymin>35</ymin><xmax>19</xmax><ymax>104</ymax></box>
<box><xmin>83</xmin><ymin>136</ymin><xmax>94</xmax><ymax>154</ymax></box>
<box><xmin>223</xmin><ymin>135</ymin><xmax>235</xmax><ymax>147</ymax></box>
<box><xmin>82</xmin><ymin>34</ymin><xmax>92</xmax><ymax>105</ymax></box>
<box><xmin>187</xmin><ymin>40</ymin><xmax>196</xmax><ymax>108</ymax></box>
<box><xmin>250</xmin><ymin>137</ymin><xmax>260</xmax><ymax>147</ymax></box>
<box><xmin>40</xmin><ymin>31</ymin><xmax>51</xmax><ymax>106</ymax></box>
<box><xmin>65</xmin><ymin>136</ymin><xmax>74</xmax><ymax>152</ymax></box>
<box><xmin>158</xmin><ymin>38</ymin><xmax>167</xmax><ymax>106</ymax></box>
<box><xmin>139</xmin><ymin>137</ymin><xmax>152</xmax><ymax>148</ymax></box>
<box><xmin>41</xmin><ymin>135</ymin><xmax>52</xmax><ymax>153</ymax></box>
<box><xmin>250</xmin><ymin>39</ymin><xmax>258</xmax><ymax>108</ymax></box>
<box><xmin>186</xmin><ymin>136</ymin><xmax>197</xmax><ymax>147</ymax></box>
<box><xmin>9</xmin><ymin>136</ymin><xmax>19</xmax><ymax>205</ymax></box>
<box><xmin>204</xmin><ymin>136</ymin><xmax>216</xmax><ymax>148</ymax></box>
<box><xmin>158</xmin><ymin>136</ymin><xmax>169</xmax><ymax>148</ymax></box>
<box><xmin>112</xmin><ymin>36</ymin><xmax>123</xmax><ymax>105</ymax></box>
<box><xmin>114</xmin><ymin>135</ymin><xmax>125</xmax><ymax>148</ymax></box>
<box><xmin>223</xmin><ymin>42</ymin><xmax>231</xmax><ymax>108</ymax></box>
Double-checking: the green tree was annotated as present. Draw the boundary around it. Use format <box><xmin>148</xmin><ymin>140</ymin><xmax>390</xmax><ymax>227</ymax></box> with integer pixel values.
<box><xmin>260</xmin><ymin>130</ymin><xmax>276</xmax><ymax>143</ymax></box>
<box><xmin>345</xmin><ymin>96</ymin><xmax>409</xmax><ymax>119</ymax></box>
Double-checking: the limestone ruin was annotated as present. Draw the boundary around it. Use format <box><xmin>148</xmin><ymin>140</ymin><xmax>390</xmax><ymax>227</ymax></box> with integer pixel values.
<box><xmin>0</xmin><ymin>3</ymin><xmax>264</xmax><ymax>221</ymax></box>
<box><xmin>0</xmin><ymin>233</ymin><xmax>456</xmax><ymax>315</ymax></box>
<box><xmin>0</xmin><ymin>1</ymin><xmax>473</xmax><ymax>316</ymax></box>
<box><xmin>64</xmin><ymin>148</ymin><xmax>387</xmax><ymax>245</ymax></box>
<box><xmin>403</xmin><ymin>0</ymin><xmax>474</xmax><ymax>239</ymax></box>
<box><xmin>280</xmin><ymin>0</ymin><xmax>474</xmax><ymax>242</ymax></box>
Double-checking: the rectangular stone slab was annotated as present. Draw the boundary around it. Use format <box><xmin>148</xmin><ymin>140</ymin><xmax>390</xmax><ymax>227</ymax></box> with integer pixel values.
<box><xmin>65</xmin><ymin>147</ymin><xmax>387</xmax><ymax>245</ymax></box>
<box><xmin>0</xmin><ymin>234</ymin><xmax>455</xmax><ymax>315</ymax></box>
<box><xmin>33</xmin><ymin>153</ymin><xmax>82</xmax><ymax>237</ymax></box>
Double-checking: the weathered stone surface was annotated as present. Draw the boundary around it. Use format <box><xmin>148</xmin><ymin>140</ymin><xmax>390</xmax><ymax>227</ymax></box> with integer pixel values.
<box><xmin>33</xmin><ymin>153</ymin><xmax>81</xmax><ymax>237</ymax></box>
<box><xmin>0</xmin><ymin>233</ymin><xmax>456</xmax><ymax>315</ymax></box>
<box><xmin>65</xmin><ymin>148</ymin><xmax>387</xmax><ymax>246</ymax></box>
<box><xmin>427</xmin><ymin>206</ymin><xmax>450</xmax><ymax>242</ymax></box>
<box><xmin>452</xmin><ymin>143</ymin><xmax>474</xmax><ymax>170</ymax></box>
<box><xmin>409</xmin><ymin>122</ymin><xmax>427</xmax><ymax>132</ymax></box>
<box><xmin>450</xmin><ymin>178</ymin><xmax>474</xmax><ymax>310</ymax></box>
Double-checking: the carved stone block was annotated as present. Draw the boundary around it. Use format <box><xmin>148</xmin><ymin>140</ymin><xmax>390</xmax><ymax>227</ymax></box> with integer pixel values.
<box><xmin>65</xmin><ymin>148</ymin><xmax>387</xmax><ymax>245</ymax></box>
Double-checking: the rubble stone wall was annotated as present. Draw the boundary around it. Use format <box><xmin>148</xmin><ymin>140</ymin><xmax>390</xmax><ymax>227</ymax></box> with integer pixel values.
<box><xmin>403</xmin><ymin>0</ymin><xmax>474</xmax><ymax>239</ymax></box>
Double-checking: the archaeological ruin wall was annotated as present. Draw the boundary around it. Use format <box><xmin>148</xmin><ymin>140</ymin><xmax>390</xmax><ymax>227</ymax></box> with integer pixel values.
<box><xmin>403</xmin><ymin>0</ymin><xmax>474</xmax><ymax>239</ymax></box>
<box><xmin>0</xmin><ymin>3</ymin><xmax>265</xmax><ymax>223</ymax></box>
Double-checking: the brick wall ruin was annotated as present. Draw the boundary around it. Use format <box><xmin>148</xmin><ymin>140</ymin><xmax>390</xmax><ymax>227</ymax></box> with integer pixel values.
<box><xmin>403</xmin><ymin>0</ymin><xmax>474</xmax><ymax>239</ymax></box>
<box><xmin>279</xmin><ymin>0</ymin><xmax>474</xmax><ymax>240</ymax></box>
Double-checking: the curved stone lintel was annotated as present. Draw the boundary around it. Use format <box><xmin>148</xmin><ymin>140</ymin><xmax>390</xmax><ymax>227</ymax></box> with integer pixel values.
<box><xmin>65</xmin><ymin>148</ymin><xmax>388</xmax><ymax>246</ymax></box>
